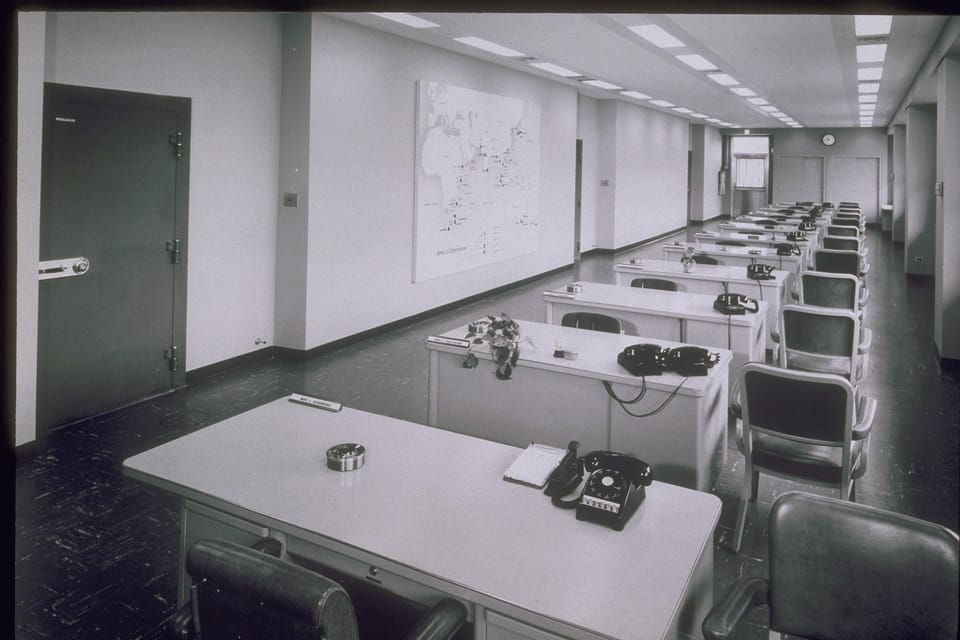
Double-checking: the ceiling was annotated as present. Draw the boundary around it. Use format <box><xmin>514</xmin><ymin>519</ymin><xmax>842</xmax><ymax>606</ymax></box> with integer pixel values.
<box><xmin>329</xmin><ymin>11</ymin><xmax>953</xmax><ymax>130</ymax></box>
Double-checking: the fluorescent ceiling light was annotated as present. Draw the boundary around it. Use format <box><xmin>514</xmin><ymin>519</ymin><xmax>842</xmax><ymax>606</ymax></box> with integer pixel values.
<box><xmin>858</xmin><ymin>94</ymin><xmax>878</xmax><ymax>103</ymax></box>
<box><xmin>771</xmin><ymin>111</ymin><xmax>787</xmax><ymax>117</ymax></box>
<box><xmin>855</xmin><ymin>15</ymin><xmax>892</xmax><ymax>36</ymax></box>
<box><xmin>620</xmin><ymin>90</ymin><xmax>652</xmax><ymax>100</ymax></box>
<box><xmin>860</xmin><ymin>108</ymin><xmax>876</xmax><ymax>115</ymax></box>
<box><xmin>453</xmin><ymin>37</ymin><xmax>525</xmax><ymax>57</ymax></box>
<box><xmin>672</xmin><ymin>107</ymin><xmax>694</xmax><ymax>114</ymax></box>
<box><xmin>858</xmin><ymin>82</ymin><xmax>880</xmax><ymax>94</ymax></box>
<box><xmin>858</xmin><ymin>67</ymin><xmax>883</xmax><ymax>81</ymax></box>
<box><xmin>707</xmin><ymin>73</ymin><xmax>739</xmax><ymax>86</ymax></box>
<box><xmin>747</xmin><ymin>97</ymin><xmax>769</xmax><ymax>105</ymax></box>
<box><xmin>706</xmin><ymin>118</ymin><xmax>723</xmax><ymax>123</ymax></box>
<box><xmin>759</xmin><ymin>105</ymin><xmax>779</xmax><ymax>112</ymax></box>
<box><xmin>691</xmin><ymin>113</ymin><xmax>709</xmax><ymax>118</ymax></box>
<box><xmin>629</xmin><ymin>24</ymin><xmax>685</xmax><ymax>48</ymax></box>
<box><xmin>582</xmin><ymin>79</ymin><xmax>622</xmax><ymax>90</ymax></box>
<box><xmin>857</xmin><ymin>43</ymin><xmax>887</xmax><ymax>64</ymax></box>
<box><xmin>860</xmin><ymin>103</ymin><xmax>876</xmax><ymax>111</ymax></box>
<box><xmin>650</xmin><ymin>99</ymin><xmax>675</xmax><ymax>107</ymax></box>
<box><xmin>529</xmin><ymin>61</ymin><xmax>580</xmax><ymax>77</ymax></box>
<box><xmin>369</xmin><ymin>13</ymin><xmax>440</xmax><ymax>29</ymax></box>
<box><xmin>730</xmin><ymin>87</ymin><xmax>756</xmax><ymax>97</ymax></box>
<box><xmin>791</xmin><ymin>124</ymin><xmax>803</xmax><ymax>128</ymax></box>
<box><xmin>675</xmin><ymin>54</ymin><xmax>718</xmax><ymax>71</ymax></box>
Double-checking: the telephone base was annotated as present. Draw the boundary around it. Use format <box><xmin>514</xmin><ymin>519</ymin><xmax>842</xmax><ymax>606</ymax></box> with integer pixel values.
<box><xmin>575</xmin><ymin>484</ymin><xmax>645</xmax><ymax>531</ymax></box>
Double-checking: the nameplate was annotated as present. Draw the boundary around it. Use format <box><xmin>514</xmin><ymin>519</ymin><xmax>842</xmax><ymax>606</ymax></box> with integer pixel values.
<box><xmin>747</xmin><ymin>235</ymin><xmax>760</xmax><ymax>239</ymax></box>
<box><xmin>748</xmin><ymin>249</ymin><xmax>762</xmax><ymax>255</ymax></box>
<box><xmin>426</xmin><ymin>336</ymin><xmax>471</xmax><ymax>349</ymax></box>
<box><xmin>290</xmin><ymin>393</ymin><xmax>342</xmax><ymax>412</ymax></box>
<box><xmin>544</xmin><ymin>290</ymin><xmax>576</xmax><ymax>299</ymax></box>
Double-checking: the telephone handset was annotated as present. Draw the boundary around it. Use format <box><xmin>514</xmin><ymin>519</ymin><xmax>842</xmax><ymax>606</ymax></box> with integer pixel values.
<box><xmin>544</xmin><ymin>441</ymin><xmax>584</xmax><ymax>507</ymax></box>
<box><xmin>576</xmin><ymin>451</ymin><xmax>652</xmax><ymax>531</ymax></box>
<box><xmin>714</xmin><ymin>292</ymin><xmax>759</xmax><ymax>315</ymax></box>
<box><xmin>747</xmin><ymin>263</ymin><xmax>775</xmax><ymax>280</ymax></box>
<box><xmin>662</xmin><ymin>346</ymin><xmax>720</xmax><ymax>377</ymax></box>
<box><xmin>775</xmin><ymin>242</ymin><xmax>801</xmax><ymax>256</ymax></box>
<box><xmin>616</xmin><ymin>343</ymin><xmax>664</xmax><ymax>376</ymax></box>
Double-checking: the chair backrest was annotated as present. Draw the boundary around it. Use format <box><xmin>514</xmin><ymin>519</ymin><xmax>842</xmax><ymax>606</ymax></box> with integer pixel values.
<box><xmin>778</xmin><ymin>304</ymin><xmax>860</xmax><ymax>379</ymax></box>
<box><xmin>822</xmin><ymin>235</ymin><xmax>861</xmax><ymax>252</ymax></box>
<box><xmin>716</xmin><ymin>240</ymin><xmax>747</xmax><ymax>247</ymax></box>
<box><xmin>814</xmin><ymin>249</ymin><xmax>861</xmax><ymax>277</ymax></box>
<box><xmin>826</xmin><ymin>225</ymin><xmax>859</xmax><ymax>238</ymax></box>
<box><xmin>691</xmin><ymin>254</ymin><xmax>719</xmax><ymax>265</ymax></box>
<box><xmin>838</xmin><ymin>201</ymin><xmax>860</xmax><ymax>208</ymax></box>
<box><xmin>799</xmin><ymin>272</ymin><xmax>860</xmax><ymax>312</ymax></box>
<box><xmin>630</xmin><ymin>277</ymin><xmax>678</xmax><ymax>291</ymax></box>
<box><xmin>832</xmin><ymin>217</ymin><xmax>861</xmax><ymax>228</ymax></box>
<box><xmin>768</xmin><ymin>492</ymin><xmax>960</xmax><ymax>640</ymax></box>
<box><xmin>186</xmin><ymin>539</ymin><xmax>360</xmax><ymax>640</ymax></box>
<box><xmin>740</xmin><ymin>362</ymin><xmax>855</xmax><ymax>448</ymax></box>
<box><xmin>561</xmin><ymin>312</ymin><xmax>622</xmax><ymax>334</ymax></box>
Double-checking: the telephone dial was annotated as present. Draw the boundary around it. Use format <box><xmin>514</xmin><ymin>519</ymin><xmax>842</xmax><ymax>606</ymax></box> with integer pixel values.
<box><xmin>714</xmin><ymin>292</ymin><xmax>760</xmax><ymax>315</ymax></box>
<box><xmin>617</xmin><ymin>344</ymin><xmax>719</xmax><ymax>377</ymax></box>
<box><xmin>544</xmin><ymin>441</ymin><xmax>653</xmax><ymax>531</ymax></box>
<box><xmin>747</xmin><ymin>263</ymin><xmax>774</xmax><ymax>280</ymax></box>
<box><xmin>786</xmin><ymin>231</ymin><xmax>806</xmax><ymax>242</ymax></box>
<box><xmin>775</xmin><ymin>243</ymin><xmax>801</xmax><ymax>257</ymax></box>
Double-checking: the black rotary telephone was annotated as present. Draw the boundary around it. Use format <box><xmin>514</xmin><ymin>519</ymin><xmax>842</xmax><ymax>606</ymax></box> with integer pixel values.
<box><xmin>714</xmin><ymin>292</ymin><xmax>760</xmax><ymax>315</ymax></box>
<box><xmin>544</xmin><ymin>442</ymin><xmax>653</xmax><ymax>531</ymax></box>
<box><xmin>662</xmin><ymin>346</ymin><xmax>720</xmax><ymax>376</ymax></box>
<box><xmin>616</xmin><ymin>343</ymin><xmax>664</xmax><ymax>376</ymax></box>
<box><xmin>798</xmin><ymin>220</ymin><xmax>816</xmax><ymax>231</ymax></box>
<box><xmin>775</xmin><ymin>242</ymin><xmax>801</xmax><ymax>256</ymax></box>
<box><xmin>747</xmin><ymin>263</ymin><xmax>774</xmax><ymax>280</ymax></box>
<box><xmin>786</xmin><ymin>230</ymin><xmax>806</xmax><ymax>242</ymax></box>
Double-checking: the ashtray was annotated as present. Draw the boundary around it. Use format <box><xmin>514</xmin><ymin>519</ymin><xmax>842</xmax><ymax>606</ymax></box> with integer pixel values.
<box><xmin>326</xmin><ymin>443</ymin><xmax>366</xmax><ymax>471</ymax></box>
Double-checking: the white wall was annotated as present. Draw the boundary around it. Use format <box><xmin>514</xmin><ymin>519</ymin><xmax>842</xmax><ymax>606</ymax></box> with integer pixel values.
<box><xmin>302</xmin><ymin>15</ymin><xmax>578</xmax><ymax>346</ymax></box>
<box><xmin>936</xmin><ymin>57</ymin><xmax>960</xmax><ymax>360</ymax></box>
<box><xmin>689</xmin><ymin>125</ymin><xmax>723</xmax><ymax>222</ymax></box>
<box><xmin>45</xmin><ymin>12</ymin><xmax>284</xmax><ymax>369</ymax></box>
<box><xmin>905</xmin><ymin>105</ymin><xmax>937</xmax><ymax>275</ymax></box>
<box><xmin>16</xmin><ymin>13</ymin><xmax>45</xmax><ymax>447</ymax></box>
<box><xmin>892</xmin><ymin>125</ymin><xmax>907</xmax><ymax>242</ymax></box>
<box><xmin>612</xmin><ymin>101</ymin><xmax>689</xmax><ymax>248</ymax></box>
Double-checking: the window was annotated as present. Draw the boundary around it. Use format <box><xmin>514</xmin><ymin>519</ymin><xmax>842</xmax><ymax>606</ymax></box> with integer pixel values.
<box><xmin>734</xmin><ymin>155</ymin><xmax>767</xmax><ymax>190</ymax></box>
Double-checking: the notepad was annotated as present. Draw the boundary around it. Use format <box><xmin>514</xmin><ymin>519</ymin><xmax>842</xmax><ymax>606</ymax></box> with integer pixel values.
<box><xmin>503</xmin><ymin>443</ymin><xmax>568</xmax><ymax>488</ymax></box>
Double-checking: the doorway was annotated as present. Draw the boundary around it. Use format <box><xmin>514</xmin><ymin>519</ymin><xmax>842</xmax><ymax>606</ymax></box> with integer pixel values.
<box><xmin>775</xmin><ymin>155</ymin><xmax>824</xmax><ymax>203</ymax></box>
<box><xmin>37</xmin><ymin>83</ymin><xmax>190</xmax><ymax>435</ymax></box>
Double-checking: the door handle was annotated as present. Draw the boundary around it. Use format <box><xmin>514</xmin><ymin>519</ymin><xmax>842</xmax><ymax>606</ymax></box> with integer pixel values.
<box><xmin>38</xmin><ymin>257</ymin><xmax>90</xmax><ymax>280</ymax></box>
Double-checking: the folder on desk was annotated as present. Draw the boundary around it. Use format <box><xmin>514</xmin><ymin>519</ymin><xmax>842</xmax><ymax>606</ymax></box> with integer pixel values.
<box><xmin>503</xmin><ymin>443</ymin><xmax>567</xmax><ymax>488</ymax></box>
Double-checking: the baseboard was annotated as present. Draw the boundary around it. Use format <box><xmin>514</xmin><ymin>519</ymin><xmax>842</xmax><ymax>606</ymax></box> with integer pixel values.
<box><xmin>190</xmin><ymin>262</ymin><xmax>576</xmax><ymax>372</ymax></box>
<box><xmin>588</xmin><ymin>226</ymin><xmax>688</xmax><ymax>256</ymax></box>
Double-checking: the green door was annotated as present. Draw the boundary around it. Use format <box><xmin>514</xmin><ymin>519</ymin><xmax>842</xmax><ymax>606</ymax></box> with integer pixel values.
<box><xmin>37</xmin><ymin>84</ymin><xmax>189</xmax><ymax>435</ymax></box>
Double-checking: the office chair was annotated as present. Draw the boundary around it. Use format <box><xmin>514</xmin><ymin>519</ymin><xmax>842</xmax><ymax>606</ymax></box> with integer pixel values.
<box><xmin>826</xmin><ymin>224</ymin><xmax>860</xmax><ymax>238</ymax></box>
<box><xmin>821</xmin><ymin>235</ymin><xmax>868</xmax><ymax>258</ymax></box>
<box><xmin>838</xmin><ymin>201</ymin><xmax>860</xmax><ymax>208</ymax></box>
<box><xmin>691</xmin><ymin>254</ymin><xmax>720</xmax><ymax>265</ymax></box>
<box><xmin>171</xmin><ymin>539</ymin><xmax>467</xmax><ymax>640</ymax></box>
<box><xmin>798</xmin><ymin>272</ymin><xmax>869</xmax><ymax>318</ymax></box>
<box><xmin>814</xmin><ymin>249</ymin><xmax>869</xmax><ymax>285</ymax></box>
<box><xmin>630</xmin><ymin>277</ymin><xmax>679</xmax><ymax>291</ymax></box>
<box><xmin>715</xmin><ymin>240</ymin><xmax>747</xmax><ymax>247</ymax></box>
<box><xmin>777</xmin><ymin>304</ymin><xmax>871</xmax><ymax>386</ymax></box>
<box><xmin>728</xmin><ymin>363</ymin><xmax>876</xmax><ymax>553</ymax></box>
<box><xmin>706</xmin><ymin>492</ymin><xmax>959</xmax><ymax>640</ymax></box>
<box><xmin>561</xmin><ymin>312</ymin><xmax>623</xmax><ymax>334</ymax></box>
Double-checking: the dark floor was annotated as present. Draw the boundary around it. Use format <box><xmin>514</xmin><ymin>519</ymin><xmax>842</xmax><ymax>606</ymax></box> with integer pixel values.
<box><xmin>14</xmin><ymin>223</ymin><xmax>960</xmax><ymax>640</ymax></box>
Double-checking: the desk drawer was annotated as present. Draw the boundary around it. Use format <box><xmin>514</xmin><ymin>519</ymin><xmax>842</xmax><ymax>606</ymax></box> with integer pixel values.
<box><xmin>485</xmin><ymin>610</ymin><xmax>567</xmax><ymax>640</ymax></box>
<box><xmin>285</xmin><ymin>537</ymin><xmax>471</xmax><ymax>618</ymax></box>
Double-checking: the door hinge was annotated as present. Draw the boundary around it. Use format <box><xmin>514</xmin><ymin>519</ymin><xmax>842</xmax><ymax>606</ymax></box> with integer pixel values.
<box><xmin>164</xmin><ymin>346</ymin><xmax>179</xmax><ymax>372</ymax></box>
<box><xmin>169</xmin><ymin>132</ymin><xmax>184</xmax><ymax>158</ymax></box>
<box><xmin>166</xmin><ymin>239</ymin><xmax>182</xmax><ymax>264</ymax></box>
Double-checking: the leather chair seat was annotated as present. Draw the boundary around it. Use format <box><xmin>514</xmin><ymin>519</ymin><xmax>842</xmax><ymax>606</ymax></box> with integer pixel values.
<box><xmin>784</xmin><ymin>352</ymin><xmax>851</xmax><ymax>376</ymax></box>
<box><xmin>737</xmin><ymin>423</ymin><xmax>867</xmax><ymax>484</ymax></box>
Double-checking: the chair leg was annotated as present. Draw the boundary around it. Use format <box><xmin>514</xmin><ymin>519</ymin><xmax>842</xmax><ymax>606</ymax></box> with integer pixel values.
<box><xmin>732</xmin><ymin>467</ymin><xmax>754</xmax><ymax>553</ymax></box>
<box><xmin>849</xmin><ymin>479</ymin><xmax>856</xmax><ymax>502</ymax></box>
<box><xmin>749</xmin><ymin>470</ymin><xmax>759</xmax><ymax>501</ymax></box>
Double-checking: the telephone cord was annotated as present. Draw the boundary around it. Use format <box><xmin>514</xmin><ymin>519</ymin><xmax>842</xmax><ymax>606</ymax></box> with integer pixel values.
<box><xmin>602</xmin><ymin>378</ymin><xmax>647</xmax><ymax>404</ymax></box>
<box><xmin>603</xmin><ymin>376</ymin><xmax>688</xmax><ymax>418</ymax></box>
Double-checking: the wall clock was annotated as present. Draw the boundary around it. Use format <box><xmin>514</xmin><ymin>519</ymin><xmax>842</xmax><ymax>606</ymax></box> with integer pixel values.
<box><xmin>821</xmin><ymin>133</ymin><xmax>836</xmax><ymax>146</ymax></box>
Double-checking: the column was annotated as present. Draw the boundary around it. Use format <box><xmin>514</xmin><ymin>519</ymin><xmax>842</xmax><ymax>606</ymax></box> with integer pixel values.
<box><xmin>905</xmin><ymin>105</ymin><xmax>936</xmax><ymax>275</ymax></box>
<box><xmin>935</xmin><ymin>56</ymin><xmax>960</xmax><ymax>363</ymax></box>
<box><xmin>891</xmin><ymin>125</ymin><xmax>906</xmax><ymax>242</ymax></box>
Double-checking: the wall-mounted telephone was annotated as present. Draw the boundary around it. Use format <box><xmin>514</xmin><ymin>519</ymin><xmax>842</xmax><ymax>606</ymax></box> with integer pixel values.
<box><xmin>714</xmin><ymin>292</ymin><xmax>759</xmax><ymax>315</ymax></box>
<box><xmin>617</xmin><ymin>343</ymin><xmax>664</xmax><ymax>376</ymax></box>
<box><xmin>576</xmin><ymin>451</ymin><xmax>652</xmax><ymax>531</ymax></box>
<box><xmin>662</xmin><ymin>346</ymin><xmax>720</xmax><ymax>376</ymax></box>
<box><xmin>747</xmin><ymin>263</ymin><xmax>774</xmax><ymax>280</ymax></box>
<box><xmin>786</xmin><ymin>231</ymin><xmax>806</xmax><ymax>242</ymax></box>
<box><xmin>775</xmin><ymin>243</ymin><xmax>801</xmax><ymax>256</ymax></box>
